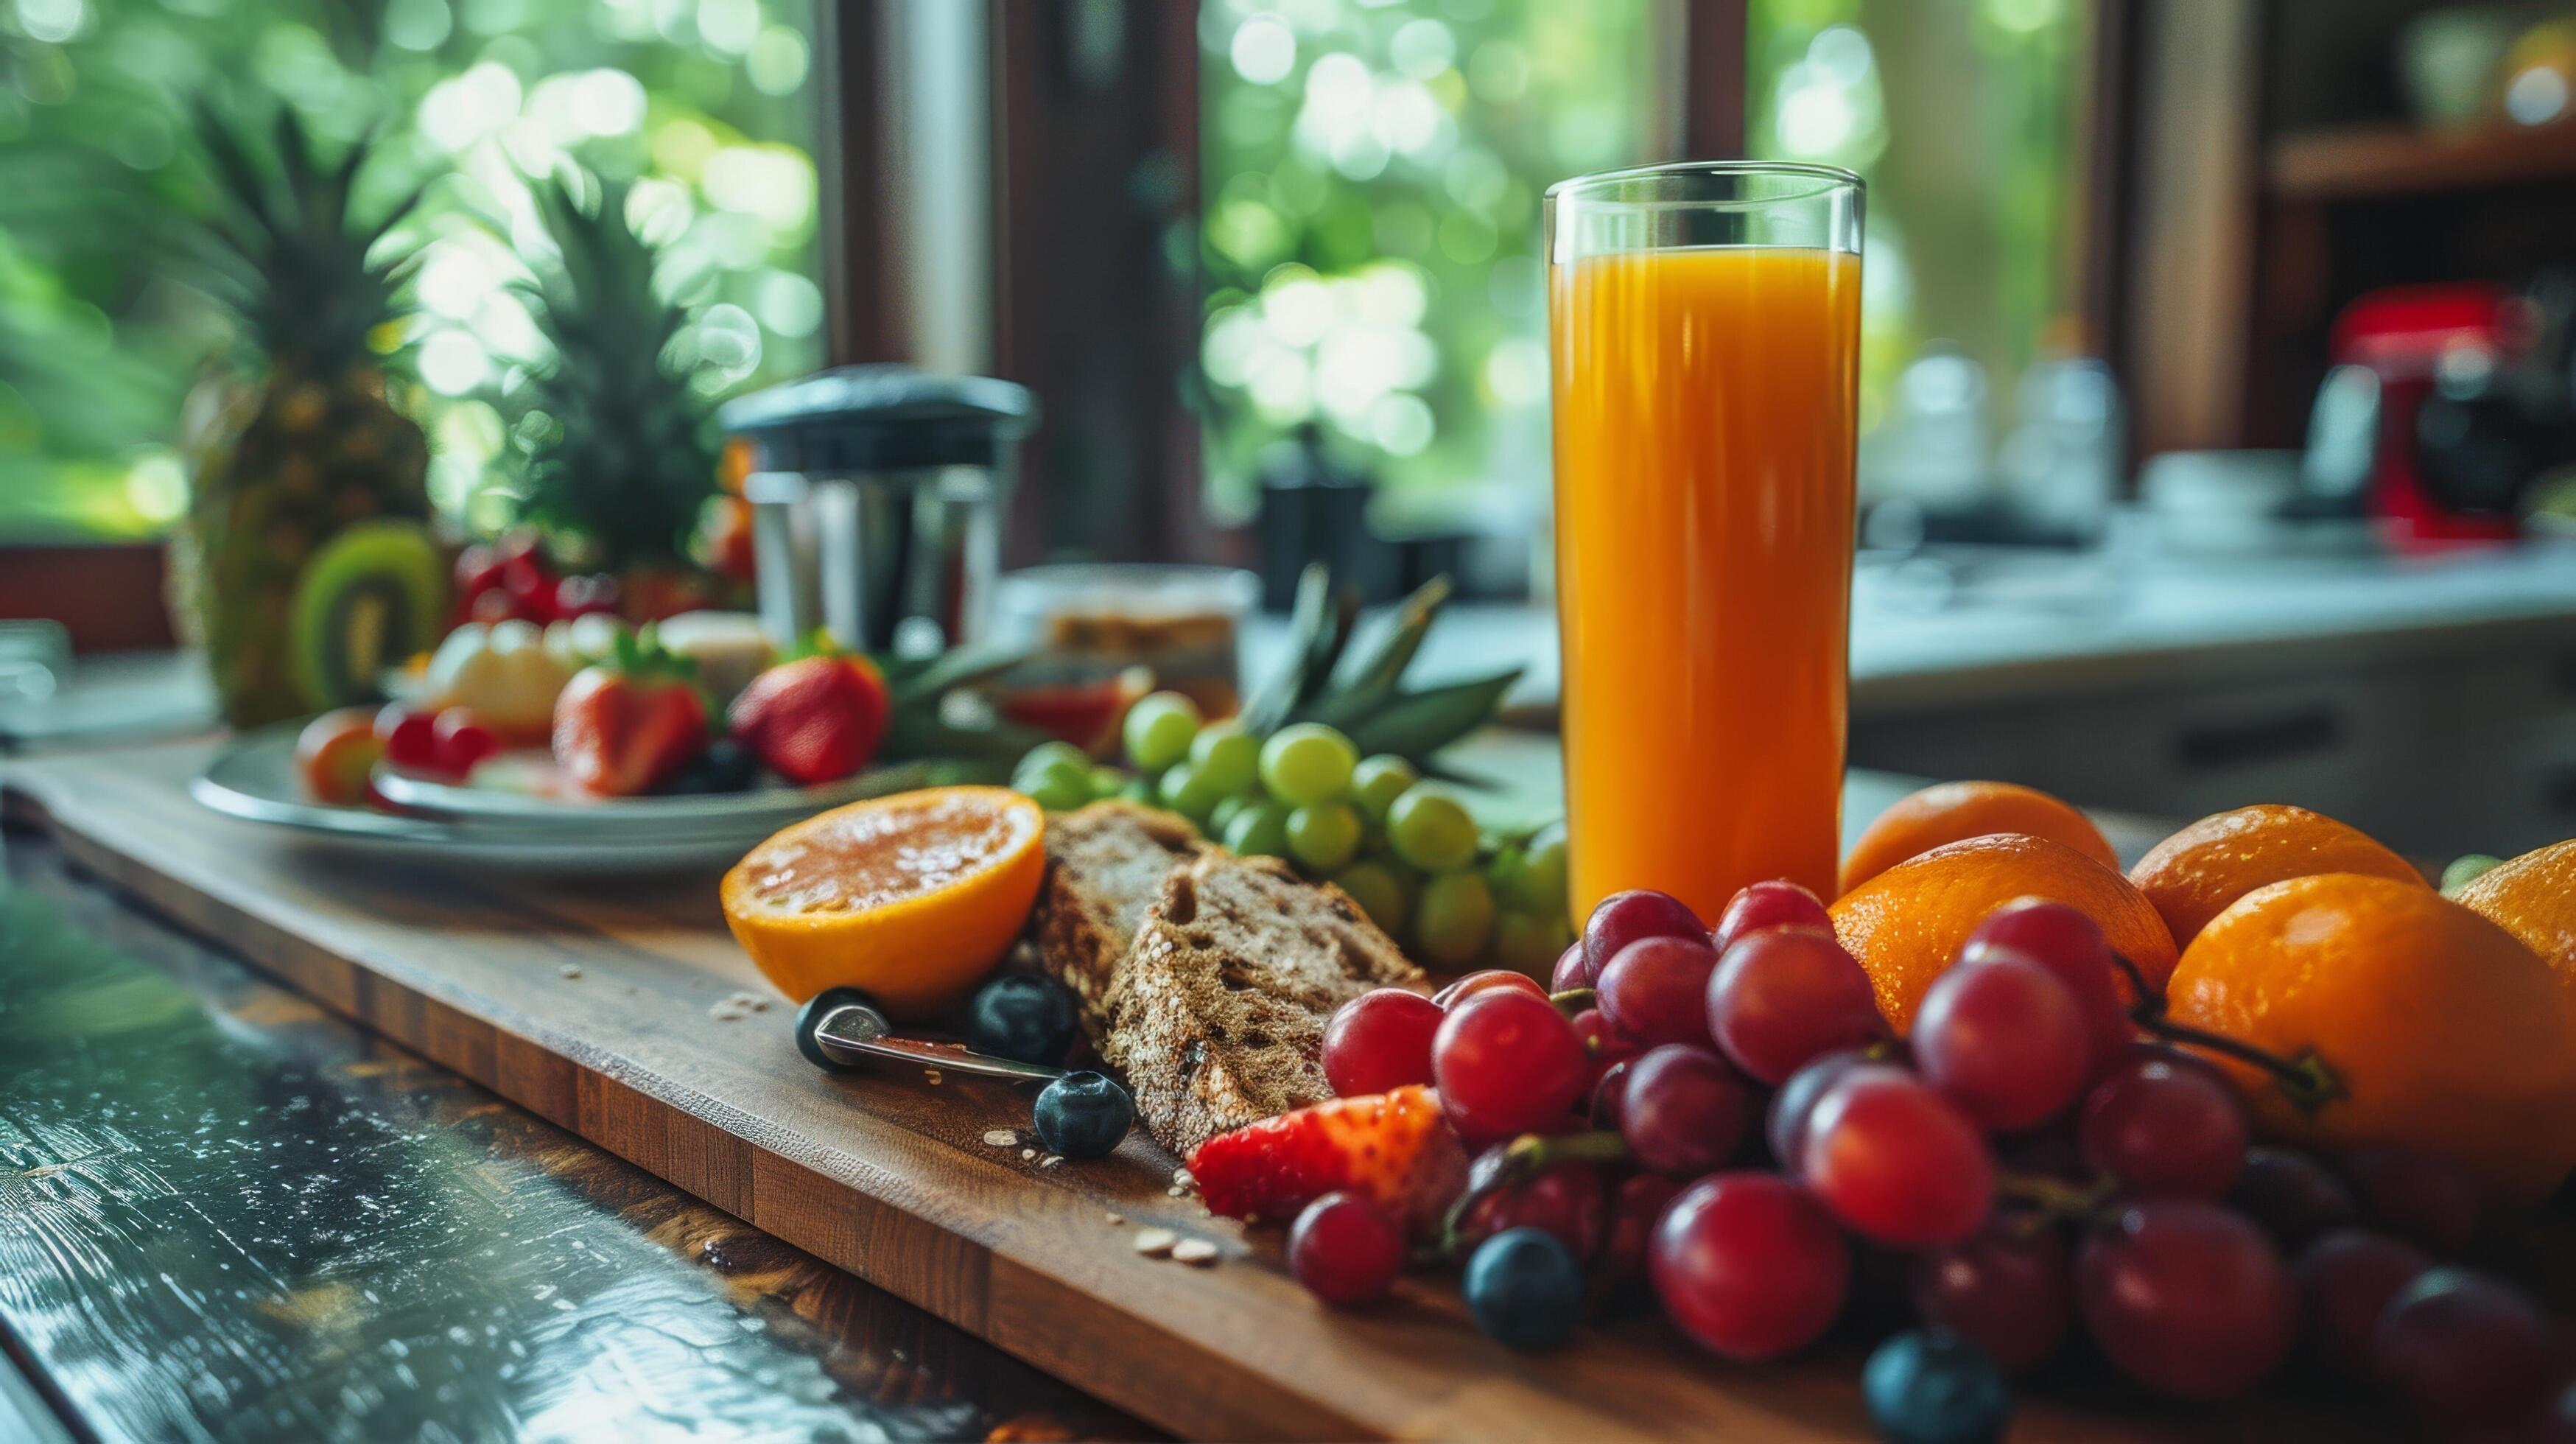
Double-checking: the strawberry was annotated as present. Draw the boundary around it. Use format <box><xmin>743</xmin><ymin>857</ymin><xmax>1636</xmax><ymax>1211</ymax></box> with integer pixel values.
<box><xmin>727</xmin><ymin>653</ymin><xmax>891</xmax><ymax>785</ymax></box>
<box><xmin>1187</xmin><ymin>1084</ymin><xmax>1468</xmax><ymax>1236</ymax></box>
<box><xmin>551</xmin><ymin>629</ymin><xmax>709</xmax><ymax>796</ymax></box>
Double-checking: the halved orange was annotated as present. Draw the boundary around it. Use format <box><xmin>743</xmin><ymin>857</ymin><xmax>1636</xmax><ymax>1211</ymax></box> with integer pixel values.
<box><xmin>722</xmin><ymin>786</ymin><xmax>1046</xmax><ymax>1017</ymax></box>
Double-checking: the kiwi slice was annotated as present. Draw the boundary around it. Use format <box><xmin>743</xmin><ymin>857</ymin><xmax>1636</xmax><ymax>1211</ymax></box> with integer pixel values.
<box><xmin>289</xmin><ymin>519</ymin><xmax>449</xmax><ymax>712</ymax></box>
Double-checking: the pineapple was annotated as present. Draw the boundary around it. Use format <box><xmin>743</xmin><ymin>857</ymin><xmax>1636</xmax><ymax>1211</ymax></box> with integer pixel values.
<box><xmin>497</xmin><ymin>173</ymin><xmax>721</xmax><ymax>580</ymax></box>
<box><xmin>174</xmin><ymin>107</ymin><xmax>433</xmax><ymax>728</ymax></box>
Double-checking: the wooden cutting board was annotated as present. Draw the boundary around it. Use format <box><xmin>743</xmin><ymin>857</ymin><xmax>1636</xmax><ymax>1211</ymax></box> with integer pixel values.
<box><xmin>0</xmin><ymin>738</ymin><xmax>2356</xmax><ymax>1443</ymax></box>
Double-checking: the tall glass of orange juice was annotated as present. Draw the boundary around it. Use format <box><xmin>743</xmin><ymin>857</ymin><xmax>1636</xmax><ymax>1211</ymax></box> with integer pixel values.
<box><xmin>1545</xmin><ymin>163</ymin><xmax>1863</xmax><ymax>922</ymax></box>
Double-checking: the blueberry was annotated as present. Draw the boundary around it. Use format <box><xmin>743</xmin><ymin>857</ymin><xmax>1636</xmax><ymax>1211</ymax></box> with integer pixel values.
<box><xmin>1033</xmin><ymin>1071</ymin><xmax>1132</xmax><ymax>1159</ymax></box>
<box><xmin>1863</xmin><ymin>1330</ymin><xmax>2010</xmax><ymax>1444</ymax></box>
<box><xmin>658</xmin><ymin>739</ymin><xmax>759</xmax><ymax>794</ymax></box>
<box><xmin>968</xmin><ymin>975</ymin><xmax>1079</xmax><ymax>1066</ymax></box>
<box><xmin>1461</xmin><ymin>1227</ymin><xmax>1582</xmax><ymax>1350</ymax></box>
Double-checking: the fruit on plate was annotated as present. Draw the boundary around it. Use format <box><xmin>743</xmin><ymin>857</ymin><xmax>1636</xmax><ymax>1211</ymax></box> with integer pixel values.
<box><xmin>293</xmin><ymin>707</ymin><xmax>386</xmax><ymax>806</ymax></box>
<box><xmin>1839</xmin><ymin>780</ymin><xmax>2119</xmax><ymax>896</ymax></box>
<box><xmin>2449</xmin><ymin>838</ymin><xmax>2576</xmax><ymax>976</ymax></box>
<box><xmin>721</xmin><ymin>787</ymin><xmax>1045</xmax><ymax>1014</ymax></box>
<box><xmin>727</xmin><ymin>653</ymin><xmax>892</xmax><ymax>786</ymax></box>
<box><xmin>1188</xmin><ymin>1084</ymin><xmax>1469</xmax><ymax>1236</ymax></box>
<box><xmin>2127</xmin><ymin>803</ymin><xmax>2426</xmax><ymax>948</ymax></box>
<box><xmin>551</xmin><ymin>631</ymin><xmax>710</xmax><ymax>796</ymax></box>
<box><xmin>1828</xmin><ymin>833</ymin><xmax>2177</xmax><ymax>1031</ymax></box>
<box><xmin>2163</xmin><ymin>872</ymin><xmax>2576</xmax><ymax>1205</ymax></box>
<box><xmin>421</xmin><ymin>619</ymin><xmax>573</xmax><ymax>738</ymax></box>
<box><xmin>170</xmin><ymin>106</ymin><xmax>433</xmax><ymax>729</ymax></box>
<box><xmin>653</xmin><ymin>610</ymin><xmax>773</xmax><ymax>709</ymax></box>
<box><xmin>283</xmin><ymin>519</ymin><xmax>447</xmax><ymax>715</ymax></box>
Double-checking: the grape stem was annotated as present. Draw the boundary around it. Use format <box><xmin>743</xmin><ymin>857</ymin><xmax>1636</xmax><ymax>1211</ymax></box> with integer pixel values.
<box><xmin>2109</xmin><ymin>951</ymin><xmax>2348</xmax><ymax>1116</ymax></box>
<box><xmin>1549</xmin><ymin>987</ymin><xmax>1596</xmax><ymax>1016</ymax></box>
<box><xmin>1992</xmin><ymin>1168</ymin><xmax>2119</xmax><ymax>1225</ymax></box>
<box><xmin>1433</xmin><ymin>1129</ymin><xmax>1628</xmax><ymax>1258</ymax></box>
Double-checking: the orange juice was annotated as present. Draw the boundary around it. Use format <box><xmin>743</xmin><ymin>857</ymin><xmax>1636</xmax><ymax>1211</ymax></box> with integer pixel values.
<box><xmin>1550</xmin><ymin>246</ymin><xmax>1861</xmax><ymax>921</ymax></box>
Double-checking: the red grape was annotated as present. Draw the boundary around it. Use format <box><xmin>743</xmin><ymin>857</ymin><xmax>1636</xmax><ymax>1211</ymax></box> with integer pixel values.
<box><xmin>1595</xmin><ymin>1172</ymin><xmax>1681</xmax><ymax>1296</ymax></box>
<box><xmin>1705</xmin><ymin>926</ymin><xmax>1888</xmax><ymax>1085</ymax></box>
<box><xmin>1431</xmin><ymin>989</ymin><xmax>1590</xmax><ymax>1140</ymax></box>
<box><xmin>2077</xmin><ymin>1055</ymin><xmax>2247</xmax><ymax>1198</ymax></box>
<box><xmin>1618</xmin><ymin>1045</ymin><xmax>1753</xmax><ymax>1178</ymax></box>
<box><xmin>2228</xmin><ymin>1146</ymin><xmax>2356</xmax><ymax>1250</ymax></box>
<box><xmin>432</xmin><ymin>709</ymin><xmax>504</xmax><ymax>776</ymax></box>
<box><xmin>1960</xmin><ymin>898</ymin><xmax>2135</xmax><ymax>1075</ymax></box>
<box><xmin>2076</xmin><ymin>1200</ymin><xmax>2298</xmax><ymax>1401</ymax></box>
<box><xmin>1589</xmin><ymin>1057</ymin><xmax>1633</xmax><ymax>1132</ymax></box>
<box><xmin>1766</xmin><ymin>1047</ymin><xmax>1873</xmax><ymax>1168</ymax></box>
<box><xmin>1912</xmin><ymin>956</ymin><xmax>2088</xmax><ymax>1131</ymax></box>
<box><xmin>1549</xmin><ymin>944</ymin><xmax>1587</xmax><ymax>993</ymax></box>
<box><xmin>1909</xmin><ymin>1219</ymin><xmax>2074</xmax><ymax>1372</ymax></box>
<box><xmin>1581</xmin><ymin>889</ymin><xmax>1705</xmax><ymax>983</ymax></box>
<box><xmin>1287</xmin><ymin>1191</ymin><xmax>1407</xmax><ymax>1305</ymax></box>
<box><xmin>1322</xmin><ymin>988</ymin><xmax>1444</xmax><ymax>1097</ymax></box>
<box><xmin>1459</xmin><ymin>1159</ymin><xmax>1606</xmax><ymax>1259</ymax></box>
<box><xmin>1597</xmin><ymin>934</ymin><xmax>1722</xmax><ymax>1048</ymax></box>
<box><xmin>1649</xmin><ymin>1172</ymin><xmax>1850</xmax><ymax>1361</ymax></box>
<box><xmin>1710</xmin><ymin>879</ymin><xmax>1830</xmax><ymax>953</ymax></box>
<box><xmin>2373</xmin><ymin>1269</ymin><xmax>2557</xmax><ymax>1429</ymax></box>
<box><xmin>2337</xmin><ymin>1147</ymin><xmax>2481</xmax><ymax>1256</ymax></box>
<box><xmin>2294</xmin><ymin>1228</ymin><xmax>2431</xmax><ymax>1377</ymax></box>
<box><xmin>376</xmin><ymin>705</ymin><xmax>444</xmax><ymax>774</ymax></box>
<box><xmin>1431</xmin><ymin>969</ymin><xmax>1548</xmax><ymax>1010</ymax></box>
<box><xmin>1800</xmin><ymin>1065</ymin><xmax>1993</xmax><ymax>1247</ymax></box>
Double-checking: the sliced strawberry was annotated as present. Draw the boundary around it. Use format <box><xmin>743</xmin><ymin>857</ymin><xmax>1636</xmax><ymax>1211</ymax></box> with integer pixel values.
<box><xmin>1188</xmin><ymin>1084</ymin><xmax>1467</xmax><ymax>1236</ymax></box>
<box><xmin>552</xmin><ymin>629</ymin><xmax>709</xmax><ymax>796</ymax></box>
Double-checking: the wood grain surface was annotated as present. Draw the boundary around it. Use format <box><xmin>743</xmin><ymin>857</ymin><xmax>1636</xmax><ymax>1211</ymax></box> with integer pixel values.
<box><xmin>0</xmin><ymin>738</ymin><xmax>2387</xmax><ymax>1443</ymax></box>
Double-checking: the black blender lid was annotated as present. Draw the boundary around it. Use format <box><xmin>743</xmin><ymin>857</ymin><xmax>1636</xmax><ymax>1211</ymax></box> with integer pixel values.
<box><xmin>719</xmin><ymin>365</ymin><xmax>1039</xmax><ymax>472</ymax></box>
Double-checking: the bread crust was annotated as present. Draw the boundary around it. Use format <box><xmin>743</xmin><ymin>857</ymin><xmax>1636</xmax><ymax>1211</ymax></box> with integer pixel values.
<box><xmin>1031</xmin><ymin>801</ymin><xmax>1210</xmax><ymax>1036</ymax></box>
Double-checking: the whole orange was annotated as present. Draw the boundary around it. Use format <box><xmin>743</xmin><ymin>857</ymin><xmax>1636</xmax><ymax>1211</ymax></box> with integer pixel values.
<box><xmin>2127</xmin><ymin>803</ymin><xmax>2422</xmax><ymax>949</ymax></box>
<box><xmin>2452</xmin><ymin>838</ymin><xmax>2576</xmax><ymax>978</ymax></box>
<box><xmin>2165</xmin><ymin>872</ymin><xmax>2576</xmax><ymax>1206</ymax></box>
<box><xmin>1828</xmin><ymin>833</ymin><xmax>2177</xmax><ymax>1031</ymax></box>
<box><xmin>1839</xmin><ymin>780</ymin><xmax>2120</xmax><ymax>897</ymax></box>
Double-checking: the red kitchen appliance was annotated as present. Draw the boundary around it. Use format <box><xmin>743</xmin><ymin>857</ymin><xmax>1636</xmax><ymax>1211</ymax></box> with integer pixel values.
<box><xmin>2317</xmin><ymin>281</ymin><xmax>2576</xmax><ymax>548</ymax></box>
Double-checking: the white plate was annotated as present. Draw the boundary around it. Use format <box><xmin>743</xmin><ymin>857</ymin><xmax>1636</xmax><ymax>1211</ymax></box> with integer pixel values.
<box><xmin>189</xmin><ymin>726</ymin><xmax>810</xmax><ymax>872</ymax></box>
<box><xmin>369</xmin><ymin>752</ymin><xmax>933</xmax><ymax>835</ymax></box>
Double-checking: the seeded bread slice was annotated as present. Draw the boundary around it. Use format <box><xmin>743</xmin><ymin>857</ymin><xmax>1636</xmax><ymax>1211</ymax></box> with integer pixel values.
<box><xmin>1031</xmin><ymin>801</ymin><xmax>1211</xmax><ymax>1036</ymax></box>
<box><xmin>1103</xmin><ymin>852</ymin><xmax>1424</xmax><ymax>1157</ymax></box>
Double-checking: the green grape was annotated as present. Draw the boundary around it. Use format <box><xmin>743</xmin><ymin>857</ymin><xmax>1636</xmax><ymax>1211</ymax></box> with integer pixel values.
<box><xmin>1386</xmin><ymin>787</ymin><xmax>1479</xmax><ymax>872</ymax></box>
<box><xmin>1224</xmin><ymin>801</ymin><xmax>1293</xmax><ymax>858</ymax></box>
<box><xmin>1189</xmin><ymin>721</ymin><xmax>1260</xmax><ymax>796</ymax></box>
<box><xmin>1117</xmin><ymin>775</ymin><xmax>1157</xmax><ymax>804</ymax></box>
<box><xmin>1509</xmin><ymin>821</ymin><xmax>1570</xmax><ymax>916</ymax></box>
<box><xmin>1018</xmin><ymin>740</ymin><xmax>1092</xmax><ymax>781</ymax></box>
<box><xmin>1207</xmin><ymin>794</ymin><xmax>1249</xmax><ymax>835</ymax></box>
<box><xmin>2440</xmin><ymin>853</ymin><xmax>2505</xmax><ymax>896</ymax></box>
<box><xmin>1123</xmin><ymin>691</ymin><xmax>1202</xmax><ymax>771</ymax></box>
<box><xmin>1157</xmin><ymin>761</ymin><xmax>1227</xmax><ymax>823</ymax></box>
<box><xmin>1332</xmin><ymin>860</ymin><xmax>1410</xmax><ymax>935</ymax></box>
<box><xmin>1088</xmin><ymin>765</ymin><xmax>1130</xmax><ymax>799</ymax></box>
<box><xmin>1286</xmin><ymin>801</ymin><xmax>1364</xmax><ymax>873</ymax></box>
<box><xmin>1490</xmin><ymin>909</ymin><xmax>1562</xmax><ymax>976</ymax></box>
<box><xmin>1258</xmin><ymin>723</ymin><xmax>1358</xmax><ymax>805</ymax></box>
<box><xmin>1414</xmin><ymin>870</ymin><xmax>1496</xmax><ymax>968</ymax></box>
<box><xmin>1024</xmin><ymin>773</ymin><xmax>1093</xmax><ymax>812</ymax></box>
<box><xmin>1485</xmin><ymin>842</ymin><xmax>1527</xmax><ymax>901</ymax></box>
<box><xmin>1350</xmin><ymin>754</ymin><xmax>1419</xmax><ymax>824</ymax></box>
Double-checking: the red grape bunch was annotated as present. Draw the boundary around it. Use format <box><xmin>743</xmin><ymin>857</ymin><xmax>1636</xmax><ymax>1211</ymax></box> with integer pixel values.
<box><xmin>1277</xmin><ymin>882</ymin><xmax>2575</xmax><ymax>1437</ymax></box>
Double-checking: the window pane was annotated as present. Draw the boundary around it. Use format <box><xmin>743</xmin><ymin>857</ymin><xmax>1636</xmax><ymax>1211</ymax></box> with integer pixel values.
<box><xmin>1197</xmin><ymin>0</ymin><xmax>1667</xmax><ymax>527</ymax></box>
<box><xmin>1748</xmin><ymin>0</ymin><xmax>2081</xmax><ymax>447</ymax></box>
<box><xmin>0</xmin><ymin>0</ymin><xmax>823</xmax><ymax>541</ymax></box>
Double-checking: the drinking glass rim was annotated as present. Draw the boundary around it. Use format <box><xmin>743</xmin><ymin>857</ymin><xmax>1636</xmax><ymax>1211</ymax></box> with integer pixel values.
<box><xmin>1545</xmin><ymin>160</ymin><xmax>1863</xmax><ymax>209</ymax></box>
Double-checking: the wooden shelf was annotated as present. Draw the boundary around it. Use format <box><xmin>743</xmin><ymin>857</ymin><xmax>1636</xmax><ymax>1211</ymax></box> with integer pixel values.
<box><xmin>2267</xmin><ymin>118</ymin><xmax>2576</xmax><ymax>200</ymax></box>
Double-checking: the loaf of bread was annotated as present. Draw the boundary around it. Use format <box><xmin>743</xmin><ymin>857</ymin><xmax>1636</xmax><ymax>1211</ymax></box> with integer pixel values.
<box><xmin>1101</xmin><ymin>851</ymin><xmax>1422</xmax><ymax>1156</ymax></box>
